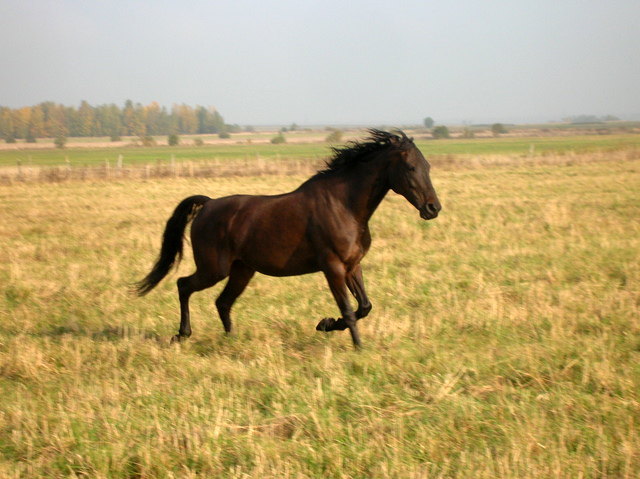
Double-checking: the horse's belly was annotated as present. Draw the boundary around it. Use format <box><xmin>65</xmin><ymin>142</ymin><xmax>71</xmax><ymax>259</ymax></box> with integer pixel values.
<box><xmin>242</xmin><ymin>246</ymin><xmax>320</xmax><ymax>277</ymax></box>
<box><xmin>255</xmin><ymin>263</ymin><xmax>320</xmax><ymax>277</ymax></box>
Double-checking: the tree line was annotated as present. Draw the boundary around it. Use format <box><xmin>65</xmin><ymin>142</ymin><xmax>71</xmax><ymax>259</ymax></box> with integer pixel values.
<box><xmin>0</xmin><ymin>100</ymin><xmax>234</xmax><ymax>142</ymax></box>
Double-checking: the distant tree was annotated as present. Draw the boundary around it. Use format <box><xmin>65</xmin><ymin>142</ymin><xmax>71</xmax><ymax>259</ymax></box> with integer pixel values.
<box><xmin>0</xmin><ymin>107</ymin><xmax>12</xmax><ymax>140</ymax></box>
<box><xmin>25</xmin><ymin>130</ymin><xmax>37</xmax><ymax>143</ymax></box>
<box><xmin>431</xmin><ymin>125</ymin><xmax>450</xmax><ymax>139</ymax></box>
<box><xmin>461</xmin><ymin>127</ymin><xmax>475</xmax><ymax>139</ymax></box>
<box><xmin>28</xmin><ymin>105</ymin><xmax>45</xmax><ymax>137</ymax></box>
<box><xmin>271</xmin><ymin>133</ymin><xmax>286</xmax><ymax>144</ymax></box>
<box><xmin>54</xmin><ymin>135</ymin><xmax>67</xmax><ymax>149</ymax></box>
<box><xmin>491</xmin><ymin>123</ymin><xmax>507</xmax><ymax>137</ymax></box>
<box><xmin>210</xmin><ymin>110</ymin><xmax>226</xmax><ymax>133</ymax></box>
<box><xmin>5</xmin><ymin>134</ymin><xmax>16</xmax><ymax>144</ymax></box>
<box><xmin>144</xmin><ymin>102</ymin><xmax>165</xmax><ymax>135</ymax></box>
<box><xmin>64</xmin><ymin>105</ymin><xmax>79</xmax><ymax>137</ymax></box>
<box><xmin>193</xmin><ymin>138</ymin><xmax>204</xmax><ymax>146</ymax></box>
<box><xmin>41</xmin><ymin>103</ymin><xmax>68</xmax><ymax>138</ymax></box>
<box><xmin>120</xmin><ymin>100</ymin><xmax>147</xmax><ymax>137</ymax></box>
<box><xmin>218</xmin><ymin>131</ymin><xmax>231</xmax><ymax>139</ymax></box>
<box><xmin>196</xmin><ymin>106</ymin><xmax>225</xmax><ymax>134</ymax></box>
<box><xmin>290</xmin><ymin>123</ymin><xmax>298</xmax><ymax>132</ymax></box>
<box><xmin>423</xmin><ymin>117</ymin><xmax>434</xmax><ymax>129</ymax></box>
<box><xmin>0</xmin><ymin>100</ymin><xmax>232</xmax><ymax>140</ymax></box>
<box><xmin>325</xmin><ymin>129</ymin><xmax>343</xmax><ymax>143</ymax></box>
<box><xmin>77</xmin><ymin>100</ymin><xmax>95</xmax><ymax>137</ymax></box>
<box><xmin>244</xmin><ymin>125</ymin><xmax>255</xmax><ymax>132</ymax></box>
<box><xmin>168</xmin><ymin>134</ymin><xmax>180</xmax><ymax>146</ymax></box>
<box><xmin>172</xmin><ymin>104</ymin><xmax>198</xmax><ymax>134</ymax></box>
<box><xmin>97</xmin><ymin>104</ymin><xmax>122</xmax><ymax>139</ymax></box>
<box><xmin>13</xmin><ymin>107</ymin><xmax>31</xmax><ymax>139</ymax></box>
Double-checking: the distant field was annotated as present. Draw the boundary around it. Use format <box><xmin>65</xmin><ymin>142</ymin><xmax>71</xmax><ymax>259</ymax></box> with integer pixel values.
<box><xmin>0</xmin><ymin>133</ymin><xmax>639</xmax><ymax>167</ymax></box>
<box><xmin>0</xmin><ymin>149</ymin><xmax>638</xmax><ymax>477</ymax></box>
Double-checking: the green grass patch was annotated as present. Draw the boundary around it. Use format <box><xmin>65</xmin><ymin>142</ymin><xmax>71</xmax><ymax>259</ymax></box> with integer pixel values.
<box><xmin>1</xmin><ymin>134</ymin><xmax>639</xmax><ymax>167</ymax></box>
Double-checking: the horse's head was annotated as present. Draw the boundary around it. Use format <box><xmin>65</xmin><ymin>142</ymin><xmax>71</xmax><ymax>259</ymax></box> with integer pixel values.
<box><xmin>388</xmin><ymin>138</ymin><xmax>441</xmax><ymax>220</ymax></box>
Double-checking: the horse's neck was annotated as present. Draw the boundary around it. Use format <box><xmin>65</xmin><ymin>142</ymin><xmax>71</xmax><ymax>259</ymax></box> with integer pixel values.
<box><xmin>342</xmin><ymin>160</ymin><xmax>390</xmax><ymax>224</ymax></box>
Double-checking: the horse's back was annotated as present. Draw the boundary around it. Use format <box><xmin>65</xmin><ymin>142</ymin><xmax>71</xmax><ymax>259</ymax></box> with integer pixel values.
<box><xmin>190</xmin><ymin>192</ymin><xmax>320</xmax><ymax>276</ymax></box>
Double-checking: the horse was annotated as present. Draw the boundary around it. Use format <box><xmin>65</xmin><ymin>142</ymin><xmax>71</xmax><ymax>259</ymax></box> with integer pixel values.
<box><xmin>135</xmin><ymin>129</ymin><xmax>441</xmax><ymax>348</ymax></box>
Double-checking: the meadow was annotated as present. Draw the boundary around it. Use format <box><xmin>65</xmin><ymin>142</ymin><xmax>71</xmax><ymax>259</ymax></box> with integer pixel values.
<box><xmin>0</xmin><ymin>141</ymin><xmax>639</xmax><ymax>477</ymax></box>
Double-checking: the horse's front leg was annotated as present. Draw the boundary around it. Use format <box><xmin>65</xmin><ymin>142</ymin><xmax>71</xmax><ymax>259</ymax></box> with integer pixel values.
<box><xmin>316</xmin><ymin>264</ymin><xmax>371</xmax><ymax>331</ymax></box>
<box><xmin>317</xmin><ymin>261</ymin><xmax>362</xmax><ymax>348</ymax></box>
<box><xmin>347</xmin><ymin>264</ymin><xmax>372</xmax><ymax>319</ymax></box>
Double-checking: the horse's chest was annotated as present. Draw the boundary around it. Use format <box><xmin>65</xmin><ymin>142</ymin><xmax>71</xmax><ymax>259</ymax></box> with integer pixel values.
<box><xmin>335</xmin><ymin>228</ymin><xmax>371</xmax><ymax>266</ymax></box>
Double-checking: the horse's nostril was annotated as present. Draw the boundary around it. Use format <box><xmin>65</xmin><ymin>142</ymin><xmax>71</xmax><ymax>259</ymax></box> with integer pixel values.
<box><xmin>427</xmin><ymin>203</ymin><xmax>439</xmax><ymax>214</ymax></box>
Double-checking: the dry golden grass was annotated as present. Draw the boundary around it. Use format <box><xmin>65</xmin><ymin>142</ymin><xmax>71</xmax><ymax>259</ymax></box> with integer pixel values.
<box><xmin>0</xmin><ymin>151</ymin><xmax>639</xmax><ymax>478</ymax></box>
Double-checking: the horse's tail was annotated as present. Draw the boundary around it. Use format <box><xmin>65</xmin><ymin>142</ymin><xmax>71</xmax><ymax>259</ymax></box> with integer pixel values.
<box><xmin>135</xmin><ymin>195</ymin><xmax>211</xmax><ymax>296</ymax></box>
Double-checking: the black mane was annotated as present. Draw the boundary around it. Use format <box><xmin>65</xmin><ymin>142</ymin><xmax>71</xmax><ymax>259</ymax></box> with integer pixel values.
<box><xmin>317</xmin><ymin>129</ymin><xmax>414</xmax><ymax>175</ymax></box>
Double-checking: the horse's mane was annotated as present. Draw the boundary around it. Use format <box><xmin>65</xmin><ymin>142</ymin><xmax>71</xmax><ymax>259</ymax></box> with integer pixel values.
<box><xmin>316</xmin><ymin>129</ymin><xmax>414</xmax><ymax>176</ymax></box>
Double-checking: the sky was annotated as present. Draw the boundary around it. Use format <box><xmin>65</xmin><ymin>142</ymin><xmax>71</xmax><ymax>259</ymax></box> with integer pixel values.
<box><xmin>1</xmin><ymin>0</ymin><xmax>639</xmax><ymax>126</ymax></box>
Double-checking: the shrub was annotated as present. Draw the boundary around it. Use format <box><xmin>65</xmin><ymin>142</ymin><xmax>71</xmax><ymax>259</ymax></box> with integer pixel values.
<box><xmin>54</xmin><ymin>136</ymin><xmax>67</xmax><ymax>149</ymax></box>
<box><xmin>271</xmin><ymin>133</ymin><xmax>286</xmax><ymax>144</ymax></box>
<box><xmin>168</xmin><ymin>134</ymin><xmax>180</xmax><ymax>146</ymax></box>
<box><xmin>193</xmin><ymin>138</ymin><xmax>204</xmax><ymax>146</ymax></box>
<box><xmin>5</xmin><ymin>134</ymin><xmax>16</xmax><ymax>144</ymax></box>
<box><xmin>432</xmin><ymin>126</ymin><xmax>450</xmax><ymax>139</ymax></box>
<box><xmin>110</xmin><ymin>133</ymin><xmax>121</xmax><ymax>142</ymax></box>
<box><xmin>491</xmin><ymin>123</ymin><xmax>507</xmax><ymax>137</ymax></box>
<box><xmin>219</xmin><ymin>131</ymin><xmax>231</xmax><ymax>139</ymax></box>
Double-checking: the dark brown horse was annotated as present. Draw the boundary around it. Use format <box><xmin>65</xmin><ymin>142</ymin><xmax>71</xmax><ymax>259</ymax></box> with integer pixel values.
<box><xmin>136</xmin><ymin>129</ymin><xmax>441</xmax><ymax>348</ymax></box>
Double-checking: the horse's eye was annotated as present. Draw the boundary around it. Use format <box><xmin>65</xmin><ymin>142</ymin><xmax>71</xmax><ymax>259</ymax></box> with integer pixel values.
<box><xmin>408</xmin><ymin>166</ymin><xmax>416</xmax><ymax>172</ymax></box>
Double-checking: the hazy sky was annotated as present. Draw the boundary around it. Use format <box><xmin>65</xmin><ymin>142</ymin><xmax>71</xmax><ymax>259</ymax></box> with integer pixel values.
<box><xmin>1</xmin><ymin>0</ymin><xmax>638</xmax><ymax>125</ymax></box>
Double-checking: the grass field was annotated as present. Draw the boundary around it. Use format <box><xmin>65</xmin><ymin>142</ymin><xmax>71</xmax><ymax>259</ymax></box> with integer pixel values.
<box><xmin>1</xmin><ymin>133</ymin><xmax>639</xmax><ymax>168</ymax></box>
<box><xmin>0</xmin><ymin>146</ymin><xmax>639</xmax><ymax>477</ymax></box>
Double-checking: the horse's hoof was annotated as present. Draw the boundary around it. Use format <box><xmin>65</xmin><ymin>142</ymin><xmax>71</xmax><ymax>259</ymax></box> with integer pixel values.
<box><xmin>170</xmin><ymin>334</ymin><xmax>185</xmax><ymax>344</ymax></box>
<box><xmin>316</xmin><ymin>318</ymin><xmax>336</xmax><ymax>332</ymax></box>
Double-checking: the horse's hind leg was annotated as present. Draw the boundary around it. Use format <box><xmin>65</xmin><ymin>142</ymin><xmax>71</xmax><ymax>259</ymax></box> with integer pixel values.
<box><xmin>215</xmin><ymin>261</ymin><xmax>255</xmax><ymax>333</ymax></box>
<box><xmin>174</xmin><ymin>271</ymin><xmax>223</xmax><ymax>343</ymax></box>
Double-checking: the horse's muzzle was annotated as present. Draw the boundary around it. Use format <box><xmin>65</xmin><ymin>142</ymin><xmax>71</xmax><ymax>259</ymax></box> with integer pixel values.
<box><xmin>419</xmin><ymin>203</ymin><xmax>440</xmax><ymax>220</ymax></box>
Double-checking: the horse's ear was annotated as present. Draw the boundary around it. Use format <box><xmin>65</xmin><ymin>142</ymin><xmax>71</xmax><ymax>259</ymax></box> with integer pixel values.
<box><xmin>389</xmin><ymin>134</ymin><xmax>402</xmax><ymax>146</ymax></box>
<box><xmin>389</xmin><ymin>129</ymin><xmax>411</xmax><ymax>146</ymax></box>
